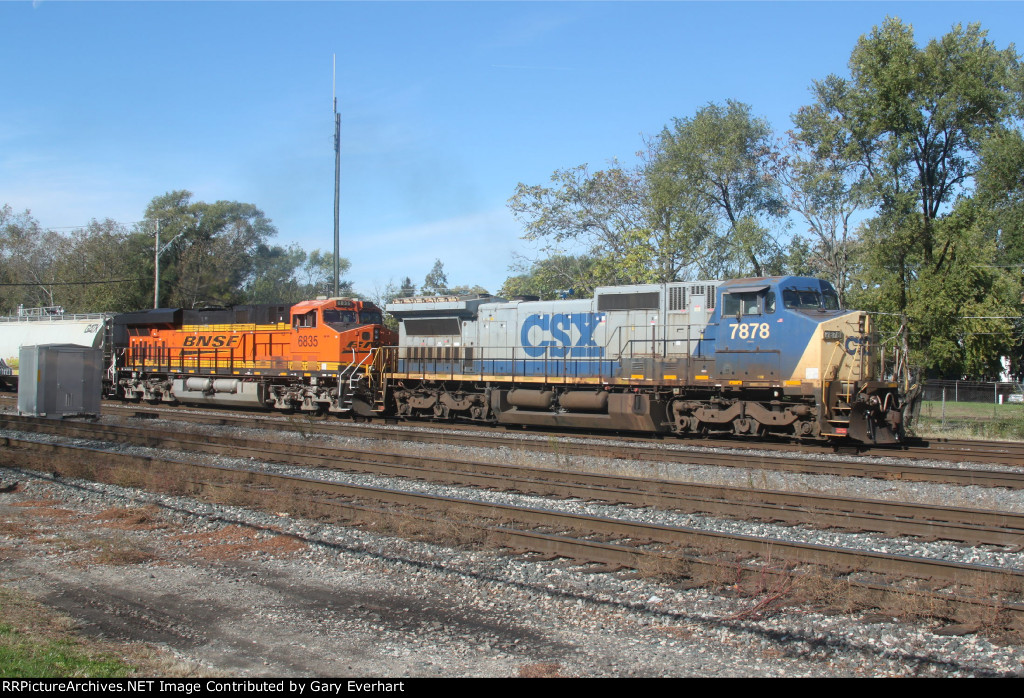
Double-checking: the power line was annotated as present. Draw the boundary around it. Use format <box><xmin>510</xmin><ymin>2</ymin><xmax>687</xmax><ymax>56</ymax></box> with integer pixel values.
<box><xmin>867</xmin><ymin>311</ymin><xmax>1024</xmax><ymax>320</ymax></box>
<box><xmin>0</xmin><ymin>278</ymin><xmax>148</xmax><ymax>287</ymax></box>
<box><xmin>33</xmin><ymin>220</ymin><xmax>146</xmax><ymax>231</ymax></box>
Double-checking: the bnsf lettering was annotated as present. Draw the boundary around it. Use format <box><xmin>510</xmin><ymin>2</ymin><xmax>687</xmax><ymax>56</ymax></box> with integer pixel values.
<box><xmin>182</xmin><ymin>335</ymin><xmax>241</xmax><ymax>348</ymax></box>
<box><xmin>297</xmin><ymin>335</ymin><xmax>319</xmax><ymax>348</ymax></box>
<box><xmin>521</xmin><ymin>313</ymin><xmax>604</xmax><ymax>358</ymax></box>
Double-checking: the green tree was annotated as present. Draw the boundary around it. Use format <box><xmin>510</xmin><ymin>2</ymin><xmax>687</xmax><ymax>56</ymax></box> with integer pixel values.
<box><xmin>50</xmin><ymin>219</ymin><xmax>151</xmax><ymax>312</ymax></box>
<box><xmin>650</xmin><ymin>100</ymin><xmax>787</xmax><ymax>277</ymax></box>
<box><xmin>508</xmin><ymin>163</ymin><xmax>655</xmax><ymax>286</ymax></box>
<box><xmin>0</xmin><ymin>206</ymin><xmax>64</xmax><ymax>312</ymax></box>
<box><xmin>244</xmin><ymin>243</ymin><xmax>308</xmax><ymax>304</ymax></box>
<box><xmin>422</xmin><ymin>259</ymin><xmax>449</xmax><ymax>295</ymax></box>
<box><xmin>973</xmin><ymin>129</ymin><xmax>1024</xmax><ymax>377</ymax></box>
<box><xmin>144</xmin><ymin>191</ymin><xmax>278</xmax><ymax>308</ymax></box>
<box><xmin>300</xmin><ymin>249</ymin><xmax>353</xmax><ymax>298</ymax></box>
<box><xmin>799</xmin><ymin>17</ymin><xmax>1023</xmax><ymax>378</ymax></box>
<box><xmin>775</xmin><ymin>133</ymin><xmax>866</xmax><ymax>306</ymax></box>
<box><xmin>499</xmin><ymin>254</ymin><xmax>601</xmax><ymax>300</ymax></box>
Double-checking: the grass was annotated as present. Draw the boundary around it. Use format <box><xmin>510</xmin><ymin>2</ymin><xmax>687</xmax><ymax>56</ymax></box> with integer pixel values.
<box><xmin>0</xmin><ymin>623</ymin><xmax>135</xmax><ymax>678</ymax></box>
<box><xmin>0</xmin><ymin>588</ymin><xmax>144</xmax><ymax>678</ymax></box>
<box><xmin>913</xmin><ymin>400</ymin><xmax>1024</xmax><ymax>440</ymax></box>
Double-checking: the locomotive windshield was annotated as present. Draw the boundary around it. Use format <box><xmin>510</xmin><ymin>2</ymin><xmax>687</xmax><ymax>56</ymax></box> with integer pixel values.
<box><xmin>323</xmin><ymin>309</ymin><xmax>357</xmax><ymax>325</ymax></box>
<box><xmin>322</xmin><ymin>308</ymin><xmax>383</xmax><ymax>328</ymax></box>
<box><xmin>359</xmin><ymin>310</ymin><xmax>383</xmax><ymax>325</ymax></box>
<box><xmin>782</xmin><ymin>281</ymin><xmax>841</xmax><ymax>311</ymax></box>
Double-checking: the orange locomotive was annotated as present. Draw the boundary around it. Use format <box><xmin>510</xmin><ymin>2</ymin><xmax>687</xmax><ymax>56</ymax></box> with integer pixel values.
<box><xmin>112</xmin><ymin>297</ymin><xmax>396</xmax><ymax>414</ymax></box>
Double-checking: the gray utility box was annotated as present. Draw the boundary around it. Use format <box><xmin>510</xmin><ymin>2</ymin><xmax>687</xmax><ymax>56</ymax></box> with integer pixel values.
<box><xmin>18</xmin><ymin>344</ymin><xmax>103</xmax><ymax>419</ymax></box>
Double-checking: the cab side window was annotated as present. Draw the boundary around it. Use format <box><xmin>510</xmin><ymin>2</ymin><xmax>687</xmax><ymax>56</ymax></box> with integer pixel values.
<box><xmin>292</xmin><ymin>311</ymin><xmax>317</xmax><ymax>329</ymax></box>
<box><xmin>724</xmin><ymin>292</ymin><xmax>761</xmax><ymax>316</ymax></box>
<box><xmin>743</xmin><ymin>294</ymin><xmax>761</xmax><ymax>316</ymax></box>
<box><xmin>723</xmin><ymin>293</ymin><xmax>739</xmax><ymax>317</ymax></box>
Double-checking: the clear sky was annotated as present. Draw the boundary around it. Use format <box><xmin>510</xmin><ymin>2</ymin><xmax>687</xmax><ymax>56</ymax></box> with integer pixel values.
<box><xmin>2</xmin><ymin>1</ymin><xmax>1022</xmax><ymax>298</ymax></box>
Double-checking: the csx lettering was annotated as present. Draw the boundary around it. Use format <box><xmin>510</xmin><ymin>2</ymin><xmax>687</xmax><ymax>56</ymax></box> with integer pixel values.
<box><xmin>521</xmin><ymin>313</ymin><xmax>604</xmax><ymax>358</ymax></box>
<box><xmin>844</xmin><ymin>336</ymin><xmax>864</xmax><ymax>355</ymax></box>
<box><xmin>297</xmin><ymin>335</ymin><xmax>319</xmax><ymax>348</ymax></box>
<box><xmin>182</xmin><ymin>335</ymin><xmax>241</xmax><ymax>348</ymax></box>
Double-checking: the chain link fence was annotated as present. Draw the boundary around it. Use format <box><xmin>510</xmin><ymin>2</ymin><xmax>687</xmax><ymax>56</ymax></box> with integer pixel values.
<box><xmin>922</xmin><ymin>379</ymin><xmax>1024</xmax><ymax>404</ymax></box>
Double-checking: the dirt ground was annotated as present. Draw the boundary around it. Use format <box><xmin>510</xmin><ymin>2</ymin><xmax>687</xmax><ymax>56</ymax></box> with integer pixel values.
<box><xmin>5</xmin><ymin>467</ymin><xmax>1024</xmax><ymax>678</ymax></box>
<box><xmin>0</xmin><ymin>477</ymin><xmax>550</xmax><ymax>677</ymax></box>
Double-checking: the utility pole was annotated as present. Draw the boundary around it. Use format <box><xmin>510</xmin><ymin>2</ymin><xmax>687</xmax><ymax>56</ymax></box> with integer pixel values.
<box><xmin>153</xmin><ymin>219</ymin><xmax>184</xmax><ymax>309</ymax></box>
<box><xmin>333</xmin><ymin>55</ymin><xmax>341</xmax><ymax>297</ymax></box>
<box><xmin>153</xmin><ymin>219</ymin><xmax>161</xmax><ymax>308</ymax></box>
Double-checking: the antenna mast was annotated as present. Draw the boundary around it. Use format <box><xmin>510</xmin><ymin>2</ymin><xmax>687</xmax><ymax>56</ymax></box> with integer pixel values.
<box><xmin>333</xmin><ymin>55</ymin><xmax>341</xmax><ymax>297</ymax></box>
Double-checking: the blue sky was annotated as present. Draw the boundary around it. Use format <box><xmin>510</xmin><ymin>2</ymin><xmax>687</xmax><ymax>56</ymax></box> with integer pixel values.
<box><xmin>2</xmin><ymin>1</ymin><xmax>1022</xmax><ymax>298</ymax></box>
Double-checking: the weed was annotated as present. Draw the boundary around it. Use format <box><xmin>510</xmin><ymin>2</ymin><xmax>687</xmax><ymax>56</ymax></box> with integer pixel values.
<box><xmin>85</xmin><ymin>535</ymin><xmax>157</xmax><ymax>567</ymax></box>
<box><xmin>633</xmin><ymin>553</ymin><xmax>692</xmax><ymax>582</ymax></box>
<box><xmin>93</xmin><ymin>506</ymin><xmax>165</xmax><ymax>531</ymax></box>
<box><xmin>518</xmin><ymin>662</ymin><xmax>564</xmax><ymax>678</ymax></box>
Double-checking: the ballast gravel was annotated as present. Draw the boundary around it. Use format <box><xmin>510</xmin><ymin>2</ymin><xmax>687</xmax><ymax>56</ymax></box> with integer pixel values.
<box><xmin>1</xmin><ymin>415</ymin><xmax>1023</xmax><ymax>677</ymax></box>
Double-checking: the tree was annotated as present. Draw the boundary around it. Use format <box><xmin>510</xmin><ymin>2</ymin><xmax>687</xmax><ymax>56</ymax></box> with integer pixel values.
<box><xmin>976</xmin><ymin>128</ymin><xmax>1024</xmax><ymax>267</ymax></box>
<box><xmin>801</xmin><ymin>19</ymin><xmax>1020</xmax><ymax>258</ymax></box>
<box><xmin>499</xmin><ymin>253</ymin><xmax>602</xmax><ymax>300</ymax></box>
<box><xmin>301</xmin><ymin>249</ymin><xmax>353</xmax><ymax>298</ymax></box>
<box><xmin>774</xmin><ymin>132</ymin><xmax>866</xmax><ymax>306</ymax></box>
<box><xmin>972</xmin><ymin>129</ymin><xmax>1024</xmax><ymax>377</ymax></box>
<box><xmin>509</xmin><ymin>163</ymin><xmax>655</xmax><ymax>286</ymax></box>
<box><xmin>244</xmin><ymin>243</ymin><xmax>307</xmax><ymax>304</ymax></box>
<box><xmin>50</xmin><ymin>218</ymin><xmax>152</xmax><ymax>312</ymax></box>
<box><xmin>0</xmin><ymin>206</ymin><xmax>64</xmax><ymax>312</ymax></box>
<box><xmin>143</xmin><ymin>191</ymin><xmax>278</xmax><ymax>308</ymax></box>
<box><xmin>398</xmin><ymin>277</ymin><xmax>416</xmax><ymax>298</ymax></box>
<box><xmin>650</xmin><ymin>100</ymin><xmax>787</xmax><ymax>277</ymax></box>
<box><xmin>422</xmin><ymin>259</ymin><xmax>449</xmax><ymax>295</ymax></box>
<box><xmin>798</xmin><ymin>17</ymin><xmax>1024</xmax><ymax>378</ymax></box>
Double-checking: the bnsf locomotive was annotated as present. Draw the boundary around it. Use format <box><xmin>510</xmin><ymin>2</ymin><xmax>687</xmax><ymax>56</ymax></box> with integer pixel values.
<box><xmin>380</xmin><ymin>276</ymin><xmax>910</xmax><ymax>444</ymax></box>
<box><xmin>112</xmin><ymin>297</ymin><xmax>396</xmax><ymax>414</ymax></box>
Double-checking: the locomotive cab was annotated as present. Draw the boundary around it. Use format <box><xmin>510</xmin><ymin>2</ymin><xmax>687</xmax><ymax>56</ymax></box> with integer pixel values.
<box><xmin>288</xmin><ymin>298</ymin><xmax>395</xmax><ymax>367</ymax></box>
<box><xmin>707</xmin><ymin>277</ymin><xmax>902</xmax><ymax>444</ymax></box>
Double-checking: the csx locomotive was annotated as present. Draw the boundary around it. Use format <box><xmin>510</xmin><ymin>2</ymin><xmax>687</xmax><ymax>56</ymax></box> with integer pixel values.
<box><xmin>113</xmin><ymin>297</ymin><xmax>396</xmax><ymax>414</ymax></box>
<box><xmin>380</xmin><ymin>276</ymin><xmax>909</xmax><ymax>444</ymax></box>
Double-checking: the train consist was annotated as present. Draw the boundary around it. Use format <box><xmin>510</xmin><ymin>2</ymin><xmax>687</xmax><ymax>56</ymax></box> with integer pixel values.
<box><xmin>382</xmin><ymin>276</ymin><xmax>910</xmax><ymax>445</ymax></box>
<box><xmin>1</xmin><ymin>275</ymin><xmax>914</xmax><ymax>445</ymax></box>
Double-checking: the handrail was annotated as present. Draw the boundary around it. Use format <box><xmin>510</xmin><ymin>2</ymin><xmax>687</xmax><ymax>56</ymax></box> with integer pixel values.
<box><xmin>0</xmin><ymin>313</ymin><xmax>109</xmax><ymax>323</ymax></box>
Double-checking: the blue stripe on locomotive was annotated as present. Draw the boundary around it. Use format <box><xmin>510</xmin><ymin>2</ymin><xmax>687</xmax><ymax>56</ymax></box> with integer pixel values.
<box><xmin>396</xmin><ymin>358</ymin><xmax>622</xmax><ymax>377</ymax></box>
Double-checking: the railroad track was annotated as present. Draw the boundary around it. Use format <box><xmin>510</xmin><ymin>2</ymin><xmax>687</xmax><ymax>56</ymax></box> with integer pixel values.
<box><xmin>3</xmin><ymin>395</ymin><xmax>1024</xmax><ymax>466</ymax></box>
<box><xmin>2</xmin><ymin>414</ymin><xmax>1024</xmax><ymax>547</ymax></box>
<box><xmin>2</xmin><ymin>414</ymin><xmax>1024</xmax><ymax>627</ymax></box>
<box><xmin>79</xmin><ymin>406</ymin><xmax>1024</xmax><ymax>488</ymax></box>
